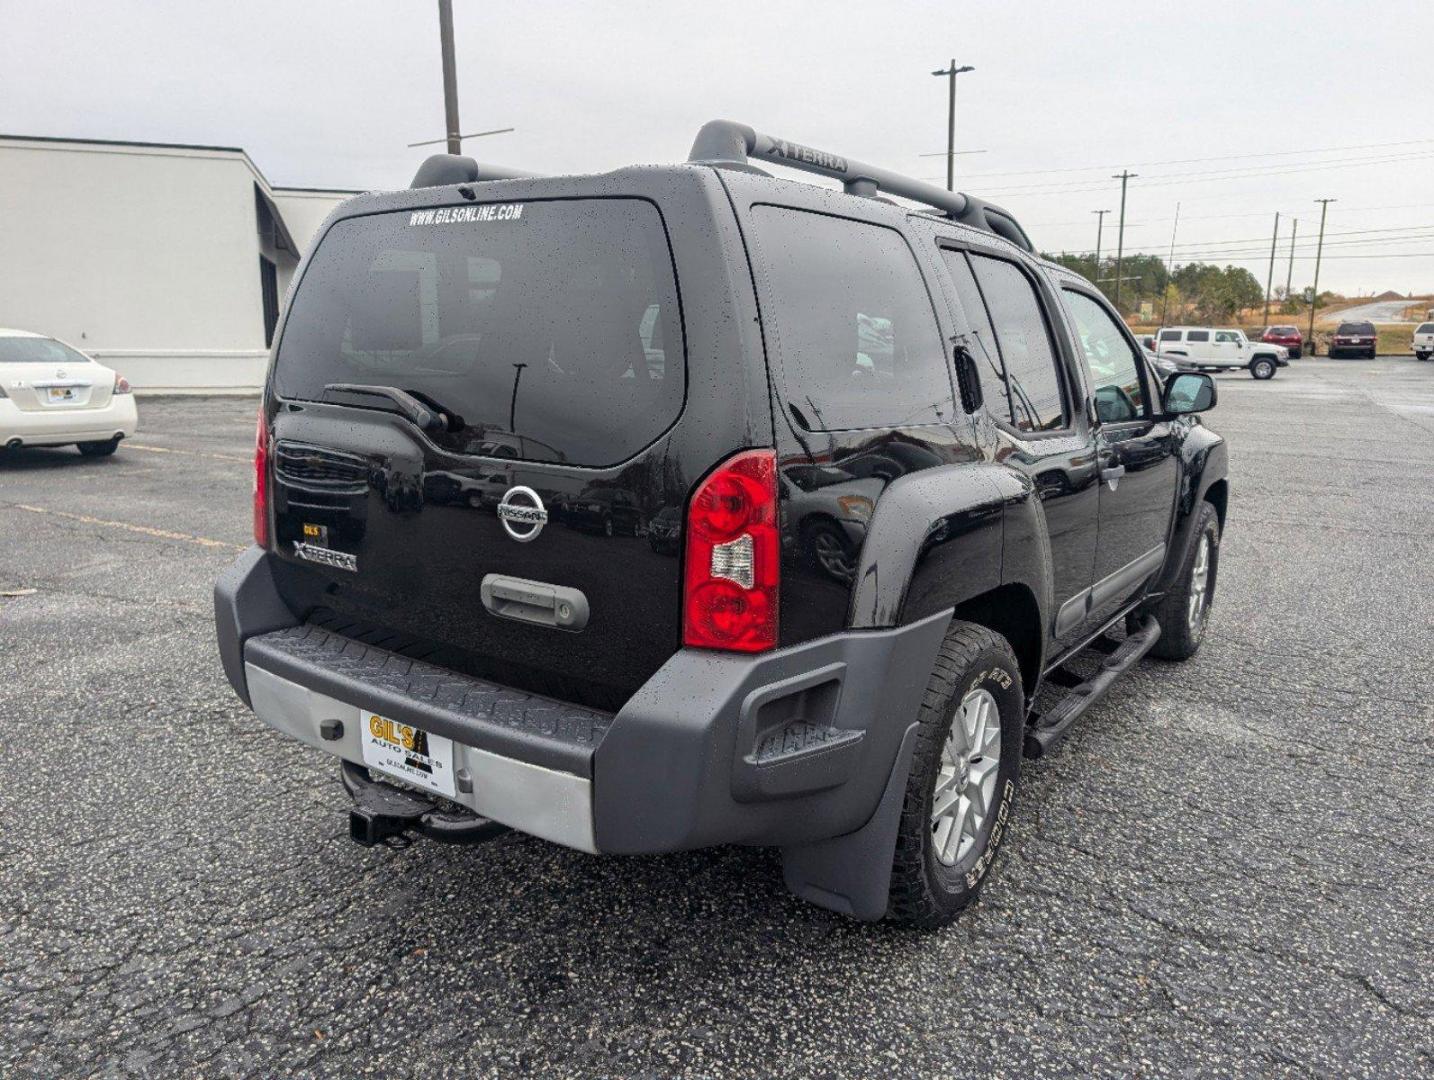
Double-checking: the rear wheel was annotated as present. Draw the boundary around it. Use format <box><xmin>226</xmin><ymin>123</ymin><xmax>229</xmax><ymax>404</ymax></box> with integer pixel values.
<box><xmin>888</xmin><ymin>621</ymin><xmax>1024</xmax><ymax>928</ymax></box>
<box><xmin>1250</xmin><ymin>357</ymin><xmax>1276</xmax><ymax>380</ymax></box>
<box><xmin>1151</xmin><ymin>502</ymin><xmax>1220</xmax><ymax>661</ymax></box>
<box><xmin>1417</xmin><ymin>352</ymin><xmax>1431</xmax><ymax>362</ymax></box>
<box><xmin>77</xmin><ymin>438</ymin><xmax>120</xmax><ymax>457</ymax></box>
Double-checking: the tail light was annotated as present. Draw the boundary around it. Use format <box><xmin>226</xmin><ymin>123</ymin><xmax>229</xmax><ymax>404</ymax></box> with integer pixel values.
<box><xmin>683</xmin><ymin>449</ymin><xmax>779</xmax><ymax>652</ymax></box>
<box><xmin>112</xmin><ymin>373</ymin><xmax>132</xmax><ymax>394</ymax></box>
<box><xmin>253</xmin><ymin>409</ymin><xmax>270</xmax><ymax>547</ymax></box>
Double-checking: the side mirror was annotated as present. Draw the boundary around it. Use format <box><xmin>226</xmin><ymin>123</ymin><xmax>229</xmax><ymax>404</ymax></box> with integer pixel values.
<box><xmin>1163</xmin><ymin>372</ymin><xmax>1216</xmax><ymax>416</ymax></box>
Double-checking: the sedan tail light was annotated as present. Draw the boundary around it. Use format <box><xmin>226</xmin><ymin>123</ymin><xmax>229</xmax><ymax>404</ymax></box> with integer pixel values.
<box><xmin>253</xmin><ymin>409</ymin><xmax>271</xmax><ymax>547</ymax></box>
<box><xmin>112</xmin><ymin>373</ymin><xmax>132</xmax><ymax>394</ymax></box>
<box><xmin>683</xmin><ymin>449</ymin><xmax>779</xmax><ymax>652</ymax></box>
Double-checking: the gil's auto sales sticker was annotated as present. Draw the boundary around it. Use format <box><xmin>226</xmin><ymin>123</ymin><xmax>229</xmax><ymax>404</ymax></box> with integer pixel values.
<box><xmin>358</xmin><ymin>711</ymin><xmax>456</xmax><ymax>798</ymax></box>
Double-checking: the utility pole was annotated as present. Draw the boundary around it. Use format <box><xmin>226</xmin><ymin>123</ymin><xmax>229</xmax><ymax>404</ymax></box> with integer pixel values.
<box><xmin>1092</xmin><ymin>209</ymin><xmax>1110</xmax><ymax>275</ymax></box>
<box><xmin>1160</xmin><ymin>201</ymin><xmax>1180</xmax><ymax>327</ymax></box>
<box><xmin>1284</xmin><ymin>218</ymin><xmax>1298</xmax><ymax>306</ymax></box>
<box><xmin>1112</xmin><ymin>170</ymin><xmax>1137</xmax><ymax>310</ymax></box>
<box><xmin>1309</xmin><ymin>198</ymin><xmax>1336</xmax><ymax>353</ymax></box>
<box><xmin>437</xmin><ymin>0</ymin><xmax>462</xmax><ymax>154</ymax></box>
<box><xmin>1262</xmin><ymin>212</ymin><xmax>1280</xmax><ymax>328</ymax></box>
<box><xmin>931</xmin><ymin>60</ymin><xmax>975</xmax><ymax>192</ymax></box>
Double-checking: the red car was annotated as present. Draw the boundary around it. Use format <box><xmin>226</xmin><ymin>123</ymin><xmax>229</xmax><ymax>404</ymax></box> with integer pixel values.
<box><xmin>1261</xmin><ymin>325</ymin><xmax>1303</xmax><ymax>358</ymax></box>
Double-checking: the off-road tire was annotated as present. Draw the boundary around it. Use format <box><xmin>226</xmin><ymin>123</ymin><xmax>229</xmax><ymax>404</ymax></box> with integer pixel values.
<box><xmin>1250</xmin><ymin>357</ymin><xmax>1276</xmax><ymax>380</ymax></box>
<box><xmin>1151</xmin><ymin>501</ymin><xmax>1220</xmax><ymax>660</ymax></box>
<box><xmin>887</xmin><ymin>621</ymin><xmax>1024</xmax><ymax>929</ymax></box>
<box><xmin>77</xmin><ymin>438</ymin><xmax>120</xmax><ymax>457</ymax></box>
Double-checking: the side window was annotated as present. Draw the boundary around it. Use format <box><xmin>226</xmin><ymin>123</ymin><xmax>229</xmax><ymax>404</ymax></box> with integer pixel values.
<box><xmin>968</xmin><ymin>254</ymin><xmax>1067</xmax><ymax>432</ymax></box>
<box><xmin>940</xmin><ymin>249</ymin><xmax>1010</xmax><ymax>418</ymax></box>
<box><xmin>1186</xmin><ymin>330</ymin><xmax>1210</xmax><ymax>343</ymax></box>
<box><xmin>1061</xmin><ymin>289</ymin><xmax>1148</xmax><ymax>424</ymax></box>
<box><xmin>1158</xmin><ymin>329</ymin><xmax>1182</xmax><ymax>342</ymax></box>
<box><xmin>750</xmin><ymin>206</ymin><xmax>954</xmax><ymax>431</ymax></box>
<box><xmin>1214</xmin><ymin>330</ymin><xmax>1240</xmax><ymax>344</ymax></box>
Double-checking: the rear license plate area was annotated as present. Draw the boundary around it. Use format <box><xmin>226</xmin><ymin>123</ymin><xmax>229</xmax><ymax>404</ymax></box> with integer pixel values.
<box><xmin>358</xmin><ymin>710</ymin><xmax>456</xmax><ymax>797</ymax></box>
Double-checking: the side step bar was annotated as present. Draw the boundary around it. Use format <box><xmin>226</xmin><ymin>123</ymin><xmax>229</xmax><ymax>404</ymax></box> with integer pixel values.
<box><xmin>1024</xmin><ymin>615</ymin><xmax>1162</xmax><ymax>759</ymax></box>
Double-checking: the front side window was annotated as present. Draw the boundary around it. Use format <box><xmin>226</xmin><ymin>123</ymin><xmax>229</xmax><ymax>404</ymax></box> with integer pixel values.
<box><xmin>1214</xmin><ymin>331</ymin><xmax>1241</xmax><ymax>344</ymax></box>
<box><xmin>1186</xmin><ymin>330</ymin><xmax>1210</xmax><ymax>343</ymax></box>
<box><xmin>749</xmin><ymin>206</ymin><xmax>952</xmax><ymax>431</ymax></box>
<box><xmin>1062</xmin><ymin>289</ymin><xmax>1147</xmax><ymax>424</ymax></box>
<box><xmin>967</xmin><ymin>254</ymin><xmax>1067</xmax><ymax>432</ymax></box>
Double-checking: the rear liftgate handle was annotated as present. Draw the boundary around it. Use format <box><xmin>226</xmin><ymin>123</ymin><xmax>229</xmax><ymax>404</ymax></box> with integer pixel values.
<box><xmin>480</xmin><ymin>574</ymin><xmax>589</xmax><ymax>632</ymax></box>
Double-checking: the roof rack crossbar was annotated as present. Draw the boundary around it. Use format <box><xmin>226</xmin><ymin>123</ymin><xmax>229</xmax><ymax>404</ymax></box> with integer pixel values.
<box><xmin>410</xmin><ymin>154</ymin><xmax>542</xmax><ymax>189</ymax></box>
<box><xmin>688</xmin><ymin>119</ymin><xmax>1033</xmax><ymax>252</ymax></box>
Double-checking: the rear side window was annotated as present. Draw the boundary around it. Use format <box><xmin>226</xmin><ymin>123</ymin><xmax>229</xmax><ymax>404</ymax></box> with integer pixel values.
<box><xmin>1186</xmin><ymin>330</ymin><xmax>1210</xmax><ymax>343</ymax></box>
<box><xmin>966</xmin><ymin>253</ymin><xmax>1067</xmax><ymax>432</ymax></box>
<box><xmin>273</xmin><ymin>198</ymin><xmax>683</xmax><ymax>467</ymax></box>
<box><xmin>748</xmin><ymin>206</ymin><xmax>952</xmax><ymax>431</ymax></box>
<box><xmin>940</xmin><ymin>251</ymin><xmax>1007</xmax><ymax>414</ymax></box>
<box><xmin>1158</xmin><ymin>329</ymin><xmax>1182</xmax><ymax>342</ymax></box>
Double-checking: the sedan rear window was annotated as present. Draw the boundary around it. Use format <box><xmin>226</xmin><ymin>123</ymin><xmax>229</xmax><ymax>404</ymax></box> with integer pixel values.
<box><xmin>0</xmin><ymin>337</ymin><xmax>91</xmax><ymax>364</ymax></box>
<box><xmin>273</xmin><ymin>198</ymin><xmax>684</xmax><ymax>467</ymax></box>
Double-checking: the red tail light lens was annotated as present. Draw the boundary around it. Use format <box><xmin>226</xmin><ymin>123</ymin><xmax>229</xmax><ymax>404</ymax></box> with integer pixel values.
<box><xmin>683</xmin><ymin>449</ymin><xmax>779</xmax><ymax>652</ymax></box>
<box><xmin>253</xmin><ymin>409</ymin><xmax>270</xmax><ymax>547</ymax></box>
<box><xmin>112</xmin><ymin>373</ymin><xmax>132</xmax><ymax>394</ymax></box>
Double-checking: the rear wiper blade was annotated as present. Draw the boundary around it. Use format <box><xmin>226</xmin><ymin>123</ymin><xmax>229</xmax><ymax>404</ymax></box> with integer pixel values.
<box><xmin>321</xmin><ymin>383</ymin><xmax>448</xmax><ymax>434</ymax></box>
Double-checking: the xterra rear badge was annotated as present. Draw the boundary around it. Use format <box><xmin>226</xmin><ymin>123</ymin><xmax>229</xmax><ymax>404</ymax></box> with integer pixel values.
<box><xmin>496</xmin><ymin>486</ymin><xmax>547</xmax><ymax>542</ymax></box>
<box><xmin>407</xmin><ymin>203</ymin><xmax>523</xmax><ymax>226</ymax></box>
<box><xmin>292</xmin><ymin>541</ymin><xmax>358</xmax><ymax>572</ymax></box>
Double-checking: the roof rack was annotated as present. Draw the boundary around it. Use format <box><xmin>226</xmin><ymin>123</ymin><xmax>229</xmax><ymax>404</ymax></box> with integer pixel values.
<box><xmin>687</xmin><ymin>120</ymin><xmax>1033</xmax><ymax>253</ymax></box>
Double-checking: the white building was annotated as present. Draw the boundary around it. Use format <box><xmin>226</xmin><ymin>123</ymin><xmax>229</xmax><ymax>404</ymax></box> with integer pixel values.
<box><xmin>0</xmin><ymin>135</ymin><xmax>360</xmax><ymax>391</ymax></box>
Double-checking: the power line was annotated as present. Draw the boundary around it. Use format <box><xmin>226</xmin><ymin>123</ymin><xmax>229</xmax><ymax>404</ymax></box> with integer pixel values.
<box><xmin>921</xmin><ymin>136</ymin><xmax>1434</xmax><ymax>180</ymax></box>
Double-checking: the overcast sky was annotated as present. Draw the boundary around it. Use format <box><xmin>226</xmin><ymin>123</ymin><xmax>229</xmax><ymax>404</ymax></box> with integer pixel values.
<box><xmin>4</xmin><ymin>0</ymin><xmax>1432</xmax><ymax>294</ymax></box>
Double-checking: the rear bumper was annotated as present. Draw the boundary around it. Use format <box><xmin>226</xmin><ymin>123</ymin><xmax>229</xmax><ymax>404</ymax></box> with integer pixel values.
<box><xmin>216</xmin><ymin>547</ymin><xmax>949</xmax><ymax>857</ymax></box>
<box><xmin>0</xmin><ymin>395</ymin><xmax>137</xmax><ymax>446</ymax></box>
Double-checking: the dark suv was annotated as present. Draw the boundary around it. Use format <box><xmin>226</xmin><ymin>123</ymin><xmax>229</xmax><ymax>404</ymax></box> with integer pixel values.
<box><xmin>215</xmin><ymin>121</ymin><xmax>1228</xmax><ymax>927</ymax></box>
<box><xmin>1329</xmin><ymin>320</ymin><xmax>1377</xmax><ymax>359</ymax></box>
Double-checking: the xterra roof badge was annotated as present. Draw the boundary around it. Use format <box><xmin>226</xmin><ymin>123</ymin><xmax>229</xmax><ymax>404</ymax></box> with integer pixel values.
<box><xmin>496</xmin><ymin>486</ymin><xmax>548</xmax><ymax>542</ymax></box>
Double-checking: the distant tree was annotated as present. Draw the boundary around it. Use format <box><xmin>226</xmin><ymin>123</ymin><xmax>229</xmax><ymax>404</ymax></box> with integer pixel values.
<box><xmin>1171</xmin><ymin>263</ymin><xmax>1264</xmax><ymax>323</ymax></box>
<box><xmin>1041</xmin><ymin>252</ymin><xmax>1169</xmax><ymax>315</ymax></box>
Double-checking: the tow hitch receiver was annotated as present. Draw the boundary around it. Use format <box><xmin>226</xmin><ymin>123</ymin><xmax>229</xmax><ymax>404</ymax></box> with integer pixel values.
<box><xmin>340</xmin><ymin>760</ymin><xmax>510</xmax><ymax>847</ymax></box>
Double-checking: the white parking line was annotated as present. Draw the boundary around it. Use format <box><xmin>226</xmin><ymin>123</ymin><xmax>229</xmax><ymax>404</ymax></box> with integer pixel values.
<box><xmin>126</xmin><ymin>442</ymin><xmax>251</xmax><ymax>464</ymax></box>
<box><xmin>9</xmin><ymin>503</ymin><xmax>244</xmax><ymax>550</ymax></box>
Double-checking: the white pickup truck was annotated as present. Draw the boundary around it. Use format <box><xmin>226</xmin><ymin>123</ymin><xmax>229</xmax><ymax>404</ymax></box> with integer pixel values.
<box><xmin>1154</xmin><ymin>326</ymin><xmax>1289</xmax><ymax>380</ymax></box>
<box><xmin>1413</xmin><ymin>322</ymin><xmax>1433</xmax><ymax>362</ymax></box>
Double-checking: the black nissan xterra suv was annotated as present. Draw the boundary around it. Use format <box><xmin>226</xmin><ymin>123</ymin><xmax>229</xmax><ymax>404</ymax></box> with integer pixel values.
<box><xmin>215</xmin><ymin>121</ymin><xmax>1227</xmax><ymax>928</ymax></box>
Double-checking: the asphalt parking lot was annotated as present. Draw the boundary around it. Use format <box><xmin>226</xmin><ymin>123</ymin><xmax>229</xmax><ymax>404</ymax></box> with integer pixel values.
<box><xmin>2</xmin><ymin>358</ymin><xmax>1431</xmax><ymax>1078</ymax></box>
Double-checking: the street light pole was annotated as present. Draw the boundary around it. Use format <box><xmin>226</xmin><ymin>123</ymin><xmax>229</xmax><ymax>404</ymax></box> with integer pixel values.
<box><xmin>1263</xmin><ymin>211</ymin><xmax>1280</xmax><ymax>328</ymax></box>
<box><xmin>1309</xmin><ymin>198</ymin><xmax>1336</xmax><ymax>353</ymax></box>
<box><xmin>1112</xmin><ymin>170</ymin><xmax>1137</xmax><ymax>310</ymax></box>
<box><xmin>931</xmin><ymin>61</ymin><xmax>974</xmax><ymax>192</ymax></box>
<box><xmin>1092</xmin><ymin>209</ymin><xmax>1110</xmax><ymax>274</ymax></box>
<box><xmin>437</xmin><ymin>0</ymin><xmax>462</xmax><ymax>155</ymax></box>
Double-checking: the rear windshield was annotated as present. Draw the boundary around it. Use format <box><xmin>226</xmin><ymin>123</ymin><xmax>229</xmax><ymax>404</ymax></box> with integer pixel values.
<box><xmin>1268</xmin><ymin>326</ymin><xmax>1297</xmax><ymax>334</ymax></box>
<box><xmin>1418</xmin><ymin>323</ymin><xmax>1434</xmax><ymax>334</ymax></box>
<box><xmin>1337</xmin><ymin>322</ymin><xmax>1374</xmax><ymax>334</ymax></box>
<box><xmin>0</xmin><ymin>337</ymin><xmax>91</xmax><ymax>364</ymax></box>
<box><xmin>274</xmin><ymin>198</ymin><xmax>684</xmax><ymax>467</ymax></box>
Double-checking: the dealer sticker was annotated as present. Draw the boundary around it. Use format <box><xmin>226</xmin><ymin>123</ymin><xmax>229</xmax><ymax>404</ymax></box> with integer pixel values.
<box><xmin>407</xmin><ymin>203</ymin><xmax>523</xmax><ymax>226</ymax></box>
<box><xmin>358</xmin><ymin>711</ymin><xmax>456</xmax><ymax>798</ymax></box>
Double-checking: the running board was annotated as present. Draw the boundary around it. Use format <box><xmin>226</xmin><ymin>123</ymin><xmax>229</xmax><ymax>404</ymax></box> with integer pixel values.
<box><xmin>1024</xmin><ymin>615</ymin><xmax>1162</xmax><ymax>759</ymax></box>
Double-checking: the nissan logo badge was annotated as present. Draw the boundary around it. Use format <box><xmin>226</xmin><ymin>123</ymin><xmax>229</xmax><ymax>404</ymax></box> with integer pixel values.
<box><xmin>496</xmin><ymin>486</ymin><xmax>548</xmax><ymax>542</ymax></box>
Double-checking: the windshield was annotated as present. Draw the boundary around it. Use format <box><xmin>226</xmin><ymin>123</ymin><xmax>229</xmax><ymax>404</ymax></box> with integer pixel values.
<box><xmin>274</xmin><ymin>198</ymin><xmax>685</xmax><ymax>467</ymax></box>
<box><xmin>0</xmin><ymin>337</ymin><xmax>91</xmax><ymax>364</ymax></box>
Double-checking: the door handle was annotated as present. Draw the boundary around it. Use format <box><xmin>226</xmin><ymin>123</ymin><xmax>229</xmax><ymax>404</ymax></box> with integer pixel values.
<box><xmin>1100</xmin><ymin>464</ymin><xmax>1126</xmax><ymax>488</ymax></box>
